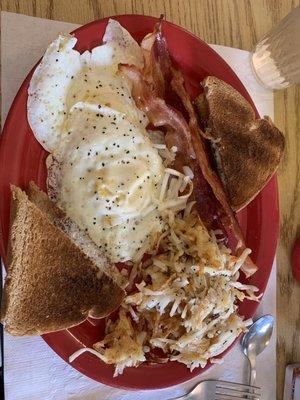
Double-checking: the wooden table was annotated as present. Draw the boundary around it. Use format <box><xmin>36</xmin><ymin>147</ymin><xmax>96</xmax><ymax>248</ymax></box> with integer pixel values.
<box><xmin>2</xmin><ymin>1</ymin><xmax>300</xmax><ymax>398</ymax></box>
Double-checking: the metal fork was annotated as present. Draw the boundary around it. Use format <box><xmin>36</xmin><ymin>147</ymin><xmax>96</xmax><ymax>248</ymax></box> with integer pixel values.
<box><xmin>168</xmin><ymin>379</ymin><xmax>261</xmax><ymax>399</ymax></box>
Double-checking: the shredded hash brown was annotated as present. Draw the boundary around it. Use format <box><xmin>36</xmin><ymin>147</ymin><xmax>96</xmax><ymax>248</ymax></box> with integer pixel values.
<box><xmin>70</xmin><ymin>168</ymin><xmax>260</xmax><ymax>376</ymax></box>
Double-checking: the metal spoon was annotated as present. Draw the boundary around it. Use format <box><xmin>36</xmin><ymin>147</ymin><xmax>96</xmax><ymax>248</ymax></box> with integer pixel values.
<box><xmin>241</xmin><ymin>314</ymin><xmax>274</xmax><ymax>386</ymax></box>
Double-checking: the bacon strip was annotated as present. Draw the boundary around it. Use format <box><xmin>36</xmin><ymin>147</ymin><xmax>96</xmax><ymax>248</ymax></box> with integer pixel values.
<box><xmin>141</xmin><ymin>17</ymin><xmax>171</xmax><ymax>98</ymax></box>
<box><xmin>120</xmin><ymin>65</ymin><xmax>195</xmax><ymax>160</ymax></box>
<box><xmin>170</xmin><ymin>70</ymin><xmax>241</xmax><ymax>236</ymax></box>
<box><xmin>141</xmin><ymin>20</ymin><xmax>186</xmax><ymax>115</ymax></box>
<box><xmin>169</xmin><ymin>68</ymin><xmax>257</xmax><ymax>276</ymax></box>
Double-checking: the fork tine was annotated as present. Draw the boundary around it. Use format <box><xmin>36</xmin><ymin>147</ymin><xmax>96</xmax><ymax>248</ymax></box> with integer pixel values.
<box><xmin>214</xmin><ymin>380</ymin><xmax>261</xmax><ymax>392</ymax></box>
<box><xmin>215</xmin><ymin>387</ymin><xmax>261</xmax><ymax>398</ymax></box>
<box><xmin>215</xmin><ymin>389</ymin><xmax>261</xmax><ymax>400</ymax></box>
<box><xmin>216</xmin><ymin>385</ymin><xmax>261</xmax><ymax>394</ymax></box>
<box><xmin>215</xmin><ymin>395</ymin><xmax>260</xmax><ymax>400</ymax></box>
<box><xmin>215</xmin><ymin>381</ymin><xmax>261</xmax><ymax>399</ymax></box>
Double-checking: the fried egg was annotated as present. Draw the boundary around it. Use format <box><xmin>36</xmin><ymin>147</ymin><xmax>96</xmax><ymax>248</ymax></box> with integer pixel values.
<box><xmin>48</xmin><ymin>102</ymin><xmax>165</xmax><ymax>262</ymax></box>
<box><xmin>29</xmin><ymin>19</ymin><xmax>166</xmax><ymax>263</ymax></box>
<box><xmin>28</xmin><ymin>19</ymin><xmax>146</xmax><ymax>152</ymax></box>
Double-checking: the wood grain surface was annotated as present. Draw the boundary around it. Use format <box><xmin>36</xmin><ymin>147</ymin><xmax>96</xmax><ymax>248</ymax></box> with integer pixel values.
<box><xmin>1</xmin><ymin>1</ymin><xmax>300</xmax><ymax>399</ymax></box>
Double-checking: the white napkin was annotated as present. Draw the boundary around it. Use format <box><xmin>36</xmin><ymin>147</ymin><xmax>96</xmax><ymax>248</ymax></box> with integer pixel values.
<box><xmin>1</xmin><ymin>11</ymin><xmax>276</xmax><ymax>400</ymax></box>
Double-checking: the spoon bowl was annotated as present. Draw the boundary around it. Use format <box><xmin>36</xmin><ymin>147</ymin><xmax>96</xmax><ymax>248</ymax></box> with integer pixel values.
<box><xmin>242</xmin><ymin>314</ymin><xmax>274</xmax><ymax>357</ymax></box>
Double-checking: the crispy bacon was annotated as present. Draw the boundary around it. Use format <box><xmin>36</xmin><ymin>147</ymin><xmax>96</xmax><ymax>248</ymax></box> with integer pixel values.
<box><xmin>141</xmin><ymin>17</ymin><xmax>171</xmax><ymax>98</ymax></box>
<box><xmin>170</xmin><ymin>69</ymin><xmax>243</xmax><ymax>238</ymax></box>
<box><xmin>169</xmin><ymin>65</ymin><xmax>257</xmax><ymax>276</ymax></box>
<box><xmin>141</xmin><ymin>20</ymin><xmax>186</xmax><ymax>115</ymax></box>
<box><xmin>120</xmin><ymin>65</ymin><xmax>195</xmax><ymax>160</ymax></box>
<box><xmin>119</xmin><ymin>24</ymin><xmax>257</xmax><ymax>276</ymax></box>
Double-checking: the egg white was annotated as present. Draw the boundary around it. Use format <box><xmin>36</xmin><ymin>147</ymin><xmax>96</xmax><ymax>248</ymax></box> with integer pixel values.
<box><xmin>49</xmin><ymin>103</ymin><xmax>165</xmax><ymax>262</ymax></box>
<box><xmin>28</xmin><ymin>19</ymin><xmax>146</xmax><ymax>153</ymax></box>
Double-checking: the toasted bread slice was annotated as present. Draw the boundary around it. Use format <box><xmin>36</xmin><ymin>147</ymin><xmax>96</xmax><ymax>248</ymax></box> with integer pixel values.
<box><xmin>1</xmin><ymin>185</ymin><xmax>124</xmax><ymax>336</ymax></box>
<box><xmin>195</xmin><ymin>76</ymin><xmax>285</xmax><ymax>211</ymax></box>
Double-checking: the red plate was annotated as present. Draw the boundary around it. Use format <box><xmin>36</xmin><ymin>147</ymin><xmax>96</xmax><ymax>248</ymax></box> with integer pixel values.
<box><xmin>0</xmin><ymin>15</ymin><xmax>278</xmax><ymax>390</ymax></box>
